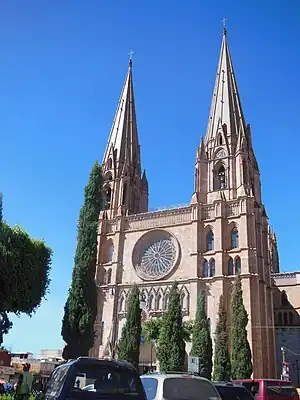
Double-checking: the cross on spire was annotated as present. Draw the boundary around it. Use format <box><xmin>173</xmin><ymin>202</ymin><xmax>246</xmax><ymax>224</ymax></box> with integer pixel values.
<box><xmin>129</xmin><ymin>50</ymin><xmax>134</xmax><ymax>61</ymax></box>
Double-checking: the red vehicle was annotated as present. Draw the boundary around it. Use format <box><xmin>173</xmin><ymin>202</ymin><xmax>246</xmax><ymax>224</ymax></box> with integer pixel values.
<box><xmin>233</xmin><ymin>379</ymin><xmax>299</xmax><ymax>400</ymax></box>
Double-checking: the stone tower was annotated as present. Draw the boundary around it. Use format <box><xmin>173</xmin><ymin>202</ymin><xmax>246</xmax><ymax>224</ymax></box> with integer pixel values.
<box><xmin>91</xmin><ymin>30</ymin><xmax>277</xmax><ymax>378</ymax></box>
<box><xmin>101</xmin><ymin>58</ymin><xmax>148</xmax><ymax>219</ymax></box>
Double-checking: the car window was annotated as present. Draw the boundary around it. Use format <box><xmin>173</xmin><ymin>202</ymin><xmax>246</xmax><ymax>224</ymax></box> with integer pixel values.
<box><xmin>44</xmin><ymin>365</ymin><xmax>69</xmax><ymax>399</ymax></box>
<box><xmin>141</xmin><ymin>378</ymin><xmax>158</xmax><ymax>400</ymax></box>
<box><xmin>163</xmin><ymin>377</ymin><xmax>220</xmax><ymax>400</ymax></box>
<box><xmin>67</xmin><ymin>364</ymin><xmax>144</xmax><ymax>398</ymax></box>
<box><xmin>265</xmin><ymin>382</ymin><xmax>297</xmax><ymax>398</ymax></box>
<box><xmin>216</xmin><ymin>385</ymin><xmax>254</xmax><ymax>400</ymax></box>
<box><xmin>239</xmin><ymin>382</ymin><xmax>260</xmax><ymax>398</ymax></box>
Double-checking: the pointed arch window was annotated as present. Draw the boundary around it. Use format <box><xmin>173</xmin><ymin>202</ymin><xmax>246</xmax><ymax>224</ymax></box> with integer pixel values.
<box><xmin>105</xmin><ymin>186</ymin><xmax>112</xmax><ymax>209</ymax></box>
<box><xmin>157</xmin><ymin>293</ymin><xmax>162</xmax><ymax>310</ymax></box>
<box><xmin>228</xmin><ymin>257</ymin><xmax>234</xmax><ymax>275</ymax></box>
<box><xmin>209</xmin><ymin>259</ymin><xmax>215</xmax><ymax>277</ymax></box>
<box><xmin>203</xmin><ymin>260</ymin><xmax>209</xmax><ymax>278</ymax></box>
<box><xmin>214</xmin><ymin>165</ymin><xmax>226</xmax><ymax>190</ymax></box>
<box><xmin>218</xmin><ymin>134</ymin><xmax>223</xmax><ymax>146</ymax></box>
<box><xmin>206</xmin><ymin>230</ymin><xmax>214</xmax><ymax>251</ymax></box>
<box><xmin>231</xmin><ymin>228</ymin><xmax>239</xmax><ymax>249</ymax></box>
<box><xmin>122</xmin><ymin>183</ymin><xmax>127</xmax><ymax>205</ymax></box>
<box><xmin>148</xmin><ymin>295</ymin><xmax>154</xmax><ymax>311</ymax></box>
<box><xmin>235</xmin><ymin>256</ymin><xmax>241</xmax><ymax>275</ymax></box>
<box><xmin>108</xmin><ymin>158</ymin><xmax>113</xmax><ymax>170</ymax></box>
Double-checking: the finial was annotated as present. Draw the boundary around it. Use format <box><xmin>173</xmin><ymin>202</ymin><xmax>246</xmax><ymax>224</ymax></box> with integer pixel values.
<box><xmin>129</xmin><ymin>50</ymin><xmax>134</xmax><ymax>65</ymax></box>
<box><xmin>222</xmin><ymin>17</ymin><xmax>227</xmax><ymax>35</ymax></box>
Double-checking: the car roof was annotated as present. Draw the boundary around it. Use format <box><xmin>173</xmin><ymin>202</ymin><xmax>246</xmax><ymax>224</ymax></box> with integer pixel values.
<box><xmin>214</xmin><ymin>382</ymin><xmax>245</xmax><ymax>387</ymax></box>
<box><xmin>141</xmin><ymin>372</ymin><xmax>213</xmax><ymax>381</ymax></box>
<box><xmin>55</xmin><ymin>357</ymin><xmax>136</xmax><ymax>370</ymax></box>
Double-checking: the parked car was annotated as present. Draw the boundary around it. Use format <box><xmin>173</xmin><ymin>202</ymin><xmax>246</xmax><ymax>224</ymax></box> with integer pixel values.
<box><xmin>233</xmin><ymin>379</ymin><xmax>299</xmax><ymax>400</ymax></box>
<box><xmin>40</xmin><ymin>357</ymin><xmax>146</xmax><ymax>400</ymax></box>
<box><xmin>214</xmin><ymin>382</ymin><xmax>255</xmax><ymax>400</ymax></box>
<box><xmin>141</xmin><ymin>372</ymin><xmax>222</xmax><ymax>400</ymax></box>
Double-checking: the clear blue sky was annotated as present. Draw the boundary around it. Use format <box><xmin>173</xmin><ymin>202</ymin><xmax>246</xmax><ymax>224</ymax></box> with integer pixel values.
<box><xmin>1</xmin><ymin>0</ymin><xmax>299</xmax><ymax>354</ymax></box>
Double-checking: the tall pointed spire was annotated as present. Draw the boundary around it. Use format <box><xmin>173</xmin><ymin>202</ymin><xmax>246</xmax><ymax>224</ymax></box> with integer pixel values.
<box><xmin>205</xmin><ymin>27</ymin><xmax>246</xmax><ymax>143</ymax></box>
<box><xmin>102</xmin><ymin>58</ymin><xmax>140</xmax><ymax>176</ymax></box>
<box><xmin>101</xmin><ymin>57</ymin><xmax>148</xmax><ymax>218</ymax></box>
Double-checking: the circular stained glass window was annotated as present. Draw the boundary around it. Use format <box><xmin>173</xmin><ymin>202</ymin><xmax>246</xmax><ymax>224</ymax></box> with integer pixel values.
<box><xmin>132</xmin><ymin>230</ymin><xmax>179</xmax><ymax>281</ymax></box>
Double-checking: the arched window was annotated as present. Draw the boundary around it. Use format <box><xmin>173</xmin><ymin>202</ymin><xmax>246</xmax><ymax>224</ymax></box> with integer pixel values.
<box><xmin>278</xmin><ymin>312</ymin><xmax>283</xmax><ymax>326</ymax></box>
<box><xmin>281</xmin><ymin>291</ymin><xmax>289</xmax><ymax>306</ymax></box>
<box><xmin>209</xmin><ymin>259</ymin><xmax>215</xmax><ymax>277</ymax></box>
<box><xmin>203</xmin><ymin>260</ymin><xmax>209</xmax><ymax>278</ymax></box>
<box><xmin>107</xmin><ymin>244</ymin><xmax>114</xmax><ymax>262</ymax></box>
<box><xmin>289</xmin><ymin>312</ymin><xmax>293</xmax><ymax>326</ymax></box>
<box><xmin>148</xmin><ymin>294</ymin><xmax>154</xmax><ymax>311</ymax></box>
<box><xmin>218</xmin><ymin>134</ymin><xmax>223</xmax><ymax>146</ymax></box>
<box><xmin>242</xmin><ymin>161</ymin><xmax>248</xmax><ymax>184</ymax></box>
<box><xmin>105</xmin><ymin>186</ymin><xmax>112</xmax><ymax>209</ymax></box>
<box><xmin>108</xmin><ymin>158</ymin><xmax>112</xmax><ymax>169</ymax></box>
<box><xmin>157</xmin><ymin>293</ymin><xmax>162</xmax><ymax>310</ymax></box>
<box><xmin>228</xmin><ymin>258</ymin><xmax>234</xmax><ymax>275</ymax></box>
<box><xmin>164</xmin><ymin>294</ymin><xmax>169</xmax><ymax>310</ymax></box>
<box><xmin>206</xmin><ymin>230</ymin><xmax>214</xmax><ymax>251</ymax></box>
<box><xmin>231</xmin><ymin>228</ymin><xmax>239</xmax><ymax>249</ymax></box>
<box><xmin>122</xmin><ymin>183</ymin><xmax>127</xmax><ymax>205</ymax></box>
<box><xmin>180</xmin><ymin>292</ymin><xmax>186</xmax><ymax>309</ymax></box>
<box><xmin>107</xmin><ymin>268</ymin><xmax>112</xmax><ymax>284</ymax></box>
<box><xmin>119</xmin><ymin>296</ymin><xmax>125</xmax><ymax>313</ymax></box>
<box><xmin>235</xmin><ymin>256</ymin><xmax>241</xmax><ymax>275</ymax></box>
<box><xmin>215</xmin><ymin>165</ymin><xmax>226</xmax><ymax>190</ymax></box>
<box><xmin>284</xmin><ymin>312</ymin><xmax>288</xmax><ymax>326</ymax></box>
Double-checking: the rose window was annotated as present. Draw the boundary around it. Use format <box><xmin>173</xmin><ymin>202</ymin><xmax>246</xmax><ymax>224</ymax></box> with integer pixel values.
<box><xmin>132</xmin><ymin>230</ymin><xmax>179</xmax><ymax>281</ymax></box>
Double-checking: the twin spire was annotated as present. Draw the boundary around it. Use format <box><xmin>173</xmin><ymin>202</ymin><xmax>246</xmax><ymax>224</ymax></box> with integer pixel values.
<box><xmin>205</xmin><ymin>27</ymin><xmax>246</xmax><ymax>143</ymax></box>
<box><xmin>102</xmin><ymin>56</ymin><xmax>141</xmax><ymax>176</ymax></box>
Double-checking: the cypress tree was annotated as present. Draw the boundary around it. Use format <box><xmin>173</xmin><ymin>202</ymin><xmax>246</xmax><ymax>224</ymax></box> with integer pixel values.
<box><xmin>118</xmin><ymin>284</ymin><xmax>142</xmax><ymax>369</ymax></box>
<box><xmin>190</xmin><ymin>291</ymin><xmax>213</xmax><ymax>379</ymax></box>
<box><xmin>213</xmin><ymin>294</ymin><xmax>231</xmax><ymax>381</ymax></box>
<box><xmin>157</xmin><ymin>282</ymin><xmax>185</xmax><ymax>372</ymax></box>
<box><xmin>230</xmin><ymin>274</ymin><xmax>253</xmax><ymax>379</ymax></box>
<box><xmin>61</xmin><ymin>161</ymin><xmax>104</xmax><ymax>359</ymax></box>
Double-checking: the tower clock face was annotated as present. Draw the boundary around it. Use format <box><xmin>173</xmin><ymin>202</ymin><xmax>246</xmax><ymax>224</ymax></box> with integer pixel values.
<box><xmin>132</xmin><ymin>229</ymin><xmax>180</xmax><ymax>281</ymax></box>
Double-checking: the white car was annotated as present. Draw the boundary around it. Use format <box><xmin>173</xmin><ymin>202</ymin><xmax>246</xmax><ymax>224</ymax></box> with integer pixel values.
<box><xmin>141</xmin><ymin>373</ymin><xmax>222</xmax><ymax>400</ymax></box>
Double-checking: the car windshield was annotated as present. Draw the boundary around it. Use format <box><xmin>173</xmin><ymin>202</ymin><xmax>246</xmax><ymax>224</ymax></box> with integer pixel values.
<box><xmin>163</xmin><ymin>377</ymin><xmax>220</xmax><ymax>400</ymax></box>
<box><xmin>216</xmin><ymin>385</ymin><xmax>253</xmax><ymax>400</ymax></box>
<box><xmin>68</xmin><ymin>364</ymin><xmax>144</xmax><ymax>398</ymax></box>
<box><xmin>141</xmin><ymin>378</ymin><xmax>158</xmax><ymax>400</ymax></box>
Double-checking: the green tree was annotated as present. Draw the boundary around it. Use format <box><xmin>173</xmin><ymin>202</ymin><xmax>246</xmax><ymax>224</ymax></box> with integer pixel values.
<box><xmin>190</xmin><ymin>291</ymin><xmax>213</xmax><ymax>380</ymax></box>
<box><xmin>157</xmin><ymin>282</ymin><xmax>185</xmax><ymax>372</ymax></box>
<box><xmin>0</xmin><ymin>193</ymin><xmax>52</xmax><ymax>344</ymax></box>
<box><xmin>230</xmin><ymin>274</ymin><xmax>253</xmax><ymax>379</ymax></box>
<box><xmin>61</xmin><ymin>161</ymin><xmax>104</xmax><ymax>360</ymax></box>
<box><xmin>213</xmin><ymin>294</ymin><xmax>231</xmax><ymax>381</ymax></box>
<box><xmin>118</xmin><ymin>284</ymin><xmax>142</xmax><ymax>369</ymax></box>
<box><xmin>143</xmin><ymin>318</ymin><xmax>193</xmax><ymax>345</ymax></box>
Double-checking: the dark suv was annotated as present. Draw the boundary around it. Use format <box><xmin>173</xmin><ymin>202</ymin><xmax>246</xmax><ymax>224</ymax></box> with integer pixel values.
<box><xmin>214</xmin><ymin>382</ymin><xmax>255</xmax><ymax>400</ymax></box>
<box><xmin>41</xmin><ymin>357</ymin><xmax>146</xmax><ymax>400</ymax></box>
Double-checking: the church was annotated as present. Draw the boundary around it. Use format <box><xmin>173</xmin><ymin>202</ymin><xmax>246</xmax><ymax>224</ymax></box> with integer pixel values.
<box><xmin>90</xmin><ymin>27</ymin><xmax>299</xmax><ymax>380</ymax></box>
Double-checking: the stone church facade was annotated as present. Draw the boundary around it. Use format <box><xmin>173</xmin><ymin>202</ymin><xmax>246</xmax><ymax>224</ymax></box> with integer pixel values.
<box><xmin>90</xmin><ymin>29</ymin><xmax>281</xmax><ymax>378</ymax></box>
